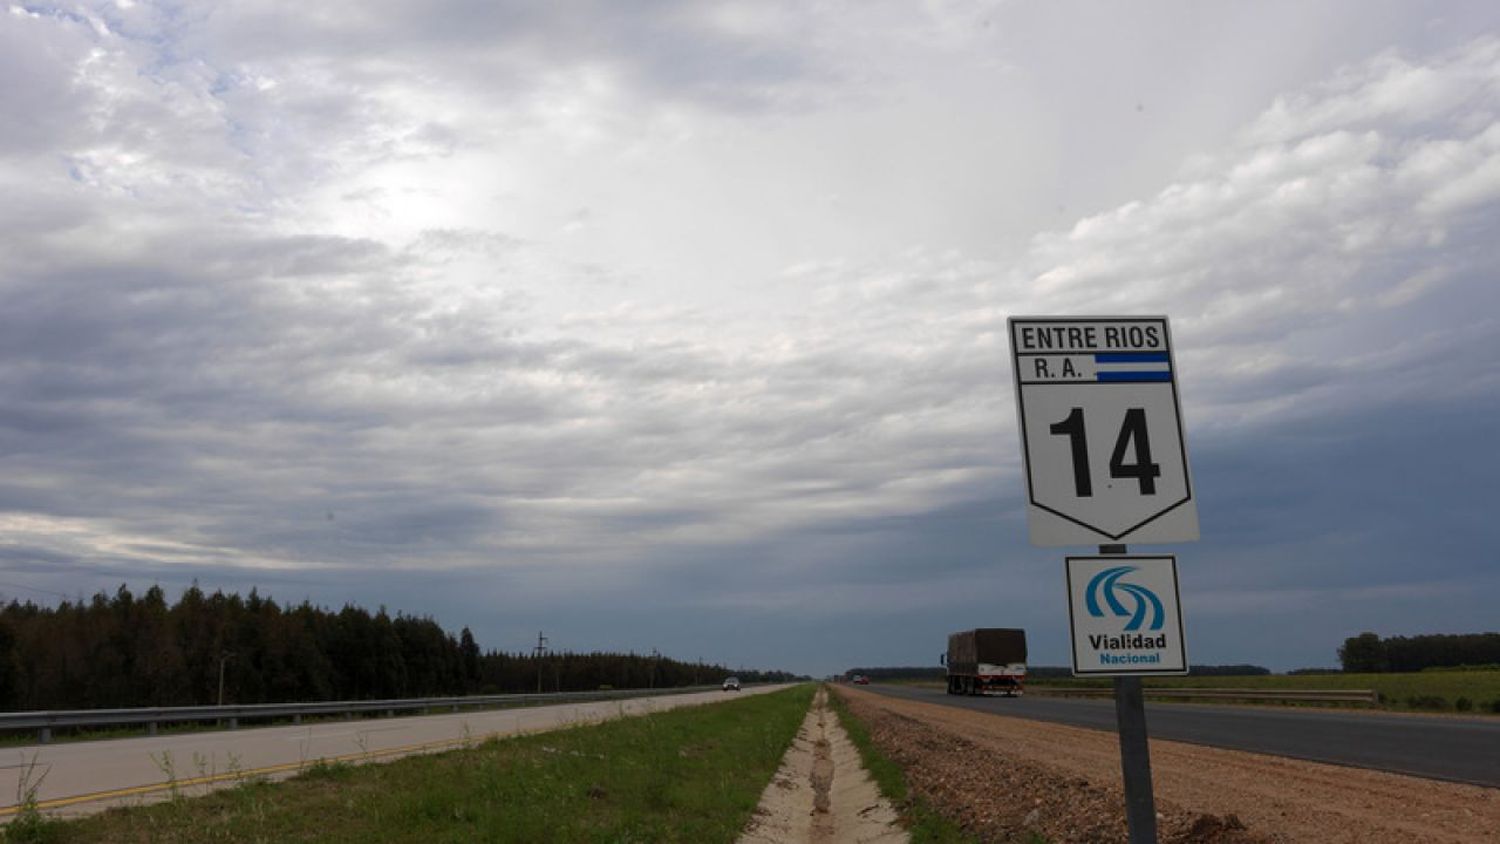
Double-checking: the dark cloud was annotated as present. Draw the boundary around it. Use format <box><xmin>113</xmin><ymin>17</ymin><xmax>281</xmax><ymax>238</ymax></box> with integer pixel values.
<box><xmin>1</xmin><ymin>7</ymin><xmax>1499</xmax><ymax>678</ymax></box>
<box><xmin>174</xmin><ymin>0</ymin><xmax>828</xmax><ymax>113</ymax></box>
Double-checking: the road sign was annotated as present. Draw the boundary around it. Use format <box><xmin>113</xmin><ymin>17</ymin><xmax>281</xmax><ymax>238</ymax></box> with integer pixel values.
<box><xmin>1008</xmin><ymin>316</ymin><xmax>1198</xmax><ymax>546</ymax></box>
<box><xmin>1066</xmin><ymin>555</ymin><xmax>1187</xmax><ymax>676</ymax></box>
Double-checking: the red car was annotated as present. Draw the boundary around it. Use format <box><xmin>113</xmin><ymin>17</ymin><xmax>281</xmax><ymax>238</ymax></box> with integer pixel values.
<box><xmin>852</xmin><ymin>675</ymin><xmax>870</xmax><ymax>685</ymax></box>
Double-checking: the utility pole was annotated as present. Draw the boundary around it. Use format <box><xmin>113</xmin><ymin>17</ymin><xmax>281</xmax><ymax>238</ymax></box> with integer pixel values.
<box><xmin>533</xmin><ymin>631</ymin><xmax>548</xmax><ymax>694</ymax></box>
<box><xmin>217</xmin><ymin>650</ymin><xmax>235</xmax><ymax>707</ymax></box>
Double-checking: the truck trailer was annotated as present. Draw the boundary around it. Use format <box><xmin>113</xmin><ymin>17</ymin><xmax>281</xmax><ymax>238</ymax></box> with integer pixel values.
<box><xmin>943</xmin><ymin>628</ymin><xmax>1027</xmax><ymax>696</ymax></box>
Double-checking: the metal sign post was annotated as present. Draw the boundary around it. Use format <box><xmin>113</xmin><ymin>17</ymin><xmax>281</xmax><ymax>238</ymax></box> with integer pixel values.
<box><xmin>1102</xmin><ymin>544</ymin><xmax>1156</xmax><ymax>844</ymax></box>
<box><xmin>1063</xmin><ymin>549</ymin><xmax>1187</xmax><ymax>844</ymax></box>
<box><xmin>1114</xmin><ymin>672</ymin><xmax>1155</xmax><ymax>843</ymax></box>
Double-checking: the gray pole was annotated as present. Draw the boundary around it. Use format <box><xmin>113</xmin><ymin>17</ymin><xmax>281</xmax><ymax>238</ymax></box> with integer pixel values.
<box><xmin>217</xmin><ymin>651</ymin><xmax>233</xmax><ymax>707</ymax></box>
<box><xmin>1102</xmin><ymin>543</ymin><xmax>1157</xmax><ymax>844</ymax></box>
<box><xmin>534</xmin><ymin>632</ymin><xmax>548</xmax><ymax>694</ymax></box>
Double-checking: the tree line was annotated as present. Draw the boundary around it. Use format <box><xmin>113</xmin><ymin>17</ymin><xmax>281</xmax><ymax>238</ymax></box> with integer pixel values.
<box><xmin>1338</xmin><ymin>631</ymin><xmax>1500</xmax><ymax>673</ymax></box>
<box><xmin>0</xmin><ymin>584</ymin><xmax>800</xmax><ymax>711</ymax></box>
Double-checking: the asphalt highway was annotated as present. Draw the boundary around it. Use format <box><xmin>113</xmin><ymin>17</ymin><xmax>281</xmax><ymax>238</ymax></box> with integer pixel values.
<box><xmin>864</xmin><ymin>684</ymin><xmax>1500</xmax><ymax>788</ymax></box>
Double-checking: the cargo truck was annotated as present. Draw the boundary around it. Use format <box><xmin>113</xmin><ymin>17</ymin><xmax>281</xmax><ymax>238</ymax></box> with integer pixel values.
<box><xmin>943</xmin><ymin>628</ymin><xmax>1027</xmax><ymax>696</ymax></box>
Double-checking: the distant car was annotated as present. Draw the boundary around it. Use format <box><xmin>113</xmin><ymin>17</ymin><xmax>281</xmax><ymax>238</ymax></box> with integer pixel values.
<box><xmin>722</xmin><ymin>676</ymin><xmax>741</xmax><ymax>691</ymax></box>
<box><xmin>852</xmin><ymin>675</ymin><xmax>870</xmax><ymax>685</ymax></box>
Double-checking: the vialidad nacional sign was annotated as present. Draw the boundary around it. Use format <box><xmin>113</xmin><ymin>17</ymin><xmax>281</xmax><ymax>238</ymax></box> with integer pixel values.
<box><xmin>1065</xmin><ymin>555</ymin><xmax>1187</xmax><ymax>676</ymax></box>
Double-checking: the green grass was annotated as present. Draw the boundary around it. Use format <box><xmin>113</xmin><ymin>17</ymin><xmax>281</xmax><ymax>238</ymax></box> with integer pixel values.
<box><xmin>825</xmin><ymin>687</ymin><xmax>983</xmax><ymax>844</ymax></box>
<box><xmin>8</xmin><ymin>684</ymin><xmax>816</xmax><ymax>843</ymax></box>
<box><xmin>1030</xmin><ymin>669</ymin><xmax>1500</xmax><ymax>713</ymax></box>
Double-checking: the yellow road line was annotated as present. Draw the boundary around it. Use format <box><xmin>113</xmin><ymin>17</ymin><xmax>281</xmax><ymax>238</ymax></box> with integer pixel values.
<box><xmin>0</xmin><ymin>730</ymin><xmax>506</xmax><ymax>818</ymax></box>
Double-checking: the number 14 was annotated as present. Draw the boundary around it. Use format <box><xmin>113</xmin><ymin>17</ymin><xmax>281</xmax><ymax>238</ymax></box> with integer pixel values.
<box><xmin>1048</xmin><ymin>407</ymin><xmax>1161</xmax><ymax>497</ymax></box>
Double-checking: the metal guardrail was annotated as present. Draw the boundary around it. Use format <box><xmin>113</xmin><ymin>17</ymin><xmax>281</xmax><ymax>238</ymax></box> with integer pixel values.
<box><xmin>1026</xmin><ymin>686</ymin><xmax>1379</xmax><ymax>704</ymax></box>
<box><xmin>0</xmin><ymin>685</ymin><xmax>731</xmax><ymax>743</ymax></box>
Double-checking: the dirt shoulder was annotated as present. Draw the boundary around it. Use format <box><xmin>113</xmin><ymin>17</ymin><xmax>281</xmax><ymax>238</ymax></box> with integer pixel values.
<box><xmin>836</xmin><ymin>686</ymin><xmax>1500</xmax><ymax>843</ymax></box>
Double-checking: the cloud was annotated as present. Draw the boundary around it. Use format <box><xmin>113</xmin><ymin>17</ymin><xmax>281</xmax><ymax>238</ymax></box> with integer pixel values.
<box><xmin>3</xmin><ymin>7</ymin><xmax>1499</xmax><ymax>671</ymax></box>
<box><xmin>1008</xmin><ymin>39</ymin><xmax>1500</xmax><ymax>429</ymax></box>
<box><xmin>6</xmin><ymin>30</ymin><xmax>1500</xmax><ymax>567</ymax></box>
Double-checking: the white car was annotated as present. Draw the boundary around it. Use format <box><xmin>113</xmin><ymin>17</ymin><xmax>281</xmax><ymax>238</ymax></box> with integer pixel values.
<box><xmin>722</xmin><ymin>676</ymin><xmax>741</xmax><ymax>691</ymax></box>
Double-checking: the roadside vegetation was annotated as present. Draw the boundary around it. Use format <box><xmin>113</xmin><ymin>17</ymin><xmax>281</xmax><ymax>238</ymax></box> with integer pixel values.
<box><xmin>1336</xmin><ymin>632</ymin><xmax>1500</xmax><ymax>673</ymax></box>
<box><xmin>0</xmin><ymin>584</ymin><xmax>800</xmax><ymax>719</ymax></box>
<box><xmin>825</xmin><ymin>687</ymin><xmax>991</xmax><ymax>844</ymax></box>
<box><xmin>4</xmin><ymin>684</ymin><xmax>815</xmax><ymax>843</ymax></box>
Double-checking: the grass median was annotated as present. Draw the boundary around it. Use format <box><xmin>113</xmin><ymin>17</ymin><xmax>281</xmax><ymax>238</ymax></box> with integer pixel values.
<box><xmin>8</xmin><ymin>684</ymin><xmax>815</xmax><ymax>843</ymax></box>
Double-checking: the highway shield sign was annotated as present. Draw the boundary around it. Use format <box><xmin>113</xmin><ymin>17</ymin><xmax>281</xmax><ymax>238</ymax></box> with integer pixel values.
<box><xmin>1066</xmin><ymin>555</ymin><xmax>1187</xmax><ymax>676</ymax></box>
<box><xmin>1009</xmin><ymin>316</ymin><xmax>1198</xmax><ymax>546</ymax></box>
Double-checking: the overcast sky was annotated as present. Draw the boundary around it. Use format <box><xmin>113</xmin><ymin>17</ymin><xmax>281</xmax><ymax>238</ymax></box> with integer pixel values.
<box><xmin>3</xmin><ymin>1</ymin><xmax>1499</xmax><ymax>677</ymax></box>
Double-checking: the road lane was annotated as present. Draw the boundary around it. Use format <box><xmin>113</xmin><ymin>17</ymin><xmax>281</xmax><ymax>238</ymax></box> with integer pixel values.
<box><xmin>865</xmin><ymin>684</ymin><xmax>1500</xmax><ymax>787</ymax></box>
<box><xmin>0</xmin><ymin>685</ymin><xmax>790</xmax><ymax>818</ymax></box>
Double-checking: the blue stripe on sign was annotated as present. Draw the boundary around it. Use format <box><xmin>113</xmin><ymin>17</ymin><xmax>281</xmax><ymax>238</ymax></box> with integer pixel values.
<box><xmin>1098</xmin><ymin>371</ymin><xmax>1172</xmax><ymax>382</ymax></box>
<box><xmin>1095</xmin><ymin>352</ymin><xmax>1169</xmax><ymax>363</ymax></box>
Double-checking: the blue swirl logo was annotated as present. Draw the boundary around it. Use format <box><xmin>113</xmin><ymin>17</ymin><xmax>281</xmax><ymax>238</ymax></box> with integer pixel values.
<box><xmin>1085</xmin><ymin>566</ymin><xmax>1164</xmax><ymax>631</ymax></box>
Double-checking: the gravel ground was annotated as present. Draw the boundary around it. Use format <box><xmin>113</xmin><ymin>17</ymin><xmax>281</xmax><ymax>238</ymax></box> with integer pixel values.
<box><xmin>836</xmin><ymin>686</ymin><xmax>1500</xmax><ymax>843</ymax></box>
